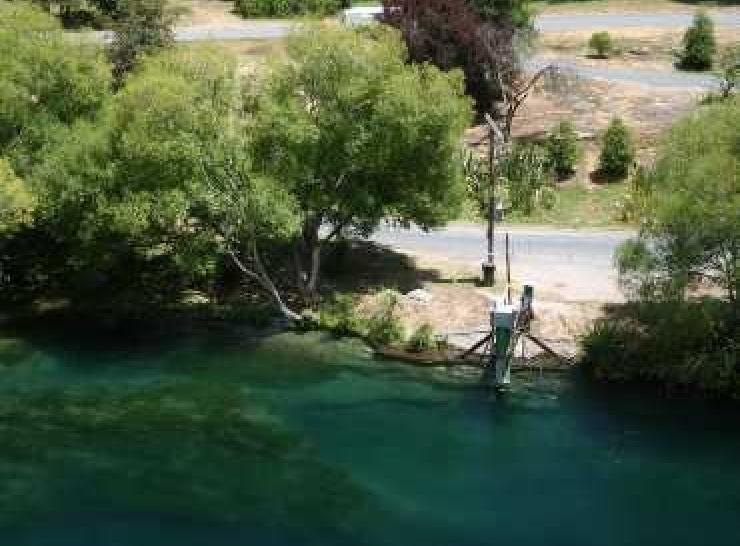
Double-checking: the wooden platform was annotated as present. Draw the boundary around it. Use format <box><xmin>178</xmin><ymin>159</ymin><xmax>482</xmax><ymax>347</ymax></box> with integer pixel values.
<box><xmin>374</xmin><ymin>346</ymin><xmax>573</xmax><ymax>372</ymax></box>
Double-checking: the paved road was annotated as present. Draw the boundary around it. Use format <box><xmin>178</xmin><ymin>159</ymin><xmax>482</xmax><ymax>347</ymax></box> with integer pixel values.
<box><xmin>162</xmin><ymin>10</ymin><xmax>734</xmax><ymax>90</ymax></box>
<box><xmin>372</xmin><ymin>224</ymin><xmax>633</xmax><ymax>302</ymax></box>
<box><xmin>536</xmin><ymin>11</ymin><xmax>740</xmax><ymax>32</ymax></box>
<box><xmin>89</xmin><ymin>10</ymin><xmax>739</xmax><ymax>43</ymax></box>
<box><xmin>165</xmin><ymin>11</ymin><xmax>739</xmax><ymax>42</ymax></box>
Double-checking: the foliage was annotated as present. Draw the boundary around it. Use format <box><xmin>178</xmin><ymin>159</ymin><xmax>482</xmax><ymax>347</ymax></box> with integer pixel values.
<box><xmin>4</xmin><ymin>49</ymin><xmax>240</xmax><ymax>307</ymax></box>
<box><xmin>466</xmin><ymin>141</ymin><xmax>557</xmax><ymax>218</ymax></box>
<box><xmin>469</xmin><ymin>0</ymin><xmax>534</xmax><ymax>29</ymax></box>
<box><xmin>26</xmin><ymin>0</ymin><xmax>128</xmax><ymax>28</ymax></box>
<box><xmin>0</xmin><ymin>2</ymin><xmax>111</xmax><ymax>170</ymax></box>
<box><xmin>382</xmin><ymin>0</ymin><xmax>535</xmax><ymax>113</ymax></box>
<box><xmin>251</xmin><ymin>25</ymin><xmax>472</xmax><ymax>294</ymax></box>
<box><xmin>588</xmin><ymin>31</ymin><xmax>613</xmax><ymax>59</ymax></box>
<box><xmin>598</xmin><ymin>117</ymin><xmax>634</xmax><ymax>181</ymax></box>
<box><xmin>545</xmin><ymin>120</ymin><xmax>580</xmax><ymax>180</ymax></box>
<box><xmin>503</xmin><ymin>180</ymin><xmax>628</xmax><ymax>227</ymax></box>
<box><xmin>717</xmin><ymin>45</ymin><xmax>739</xmax><ymax>99</ymax></box>
<box><xmin>233</xmin><ymin>0</ymin><xmax>345</xmax><ymax>17</ymax></box>
<box><xmin>583</xmin><ymin>97</ymin><xmax>739</xmax><ymax>400</ymax></box>
<box><xmin>499</xmin><ymin>142</ymin><xmax>555</xmax><ymax>215</ymax></box>
<box><xmin>581</xmin><ymin>299</ymin><xmax>738</xmax><ymax>398</ymax></box>
<box><xmin>107</xmin><ymin>0</ymin><xmax>177</xmax><ymax>85</ymax></box>
<box><xmin>407</xmin><ymin>323</ymin><xmax>436</xmax><ymax>353</ymax></box>
<box><xmin>0</xmin><ymin>160</ymin><xmax>35</xmax><ymax>235</ymax></box>
<box><xmin>365</xmin><ymin>290</ymin><xmax>405</xmax><ymax>347</ymax></box>
<box><xmin>678</xmin><ymin>11</ymin><xmax>716</xmax><ymax>71</ymax></box>
<box><xmin>317</xmin><ymin>294</ymin><xmax>364</xmax><ymax>337</ymax></box>
<box><xmin>616</xmin><ymin>97</ymin><xmax>739</xmax><ymax>303</ymax></box>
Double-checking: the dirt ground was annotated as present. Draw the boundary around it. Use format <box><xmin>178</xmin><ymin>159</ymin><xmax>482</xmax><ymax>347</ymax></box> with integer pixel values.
<box><xmin>540</xmin><ymin>26</ymin><xmax>739</xmax><ymax>64</ymax></box>
<box><xmin>358</xmin><ymin>251</ymin><xmax>607</xmax><ymax>359</ymax></box>
<box><xmin>538</xmin><ymin>0</ymin><xmax>739</xmax><ymax>16</ymax></box>
<box><xmin>175</xmin><ymin>0</ymin><xmax>246</xmax><ymax>27</ymax></box>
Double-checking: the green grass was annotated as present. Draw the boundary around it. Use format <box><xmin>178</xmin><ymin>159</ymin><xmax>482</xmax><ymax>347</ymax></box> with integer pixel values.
<box><xmin>463</xmin><ymin>181</ymin><xmax>632</xmax><ymax>228</ymax></box>
<box><xmin>506</xmin><ymin>182</ymin><xmax>630</xmax><ymax>228</ymax></box>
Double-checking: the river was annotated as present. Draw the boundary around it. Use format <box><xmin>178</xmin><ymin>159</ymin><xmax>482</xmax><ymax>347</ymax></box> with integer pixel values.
<box><xmin>0</xmin><ymin>325</ymin><xmax>738</xmax><ymax>546</ymax></box>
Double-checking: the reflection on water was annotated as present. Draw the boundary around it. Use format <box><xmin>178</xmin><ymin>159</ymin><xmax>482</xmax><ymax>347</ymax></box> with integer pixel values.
<box><xmin>1</xmin><ymin>328</ymin><xmax>739</xmax><ymax>546</ymax></box>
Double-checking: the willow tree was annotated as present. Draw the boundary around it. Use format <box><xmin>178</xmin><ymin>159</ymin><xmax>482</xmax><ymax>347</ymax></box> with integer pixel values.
<box><xmin>618</xmin><ymin>97</ymin><xmax>739</xmax><ymax>304</ymax></box>
<box><xmin>250</xmin><ymin>26</ymin><xmax>472</xmax><ymax>297</ymax></box>
<box><xmin>0</xmin><ymin>2</ymin><xmax>111</xmax><ymax>172</ymax></box>
<box><xmin>0</xmin><ymin>160</ymin><xmax>35</xmax><ymax>235</ymax></box>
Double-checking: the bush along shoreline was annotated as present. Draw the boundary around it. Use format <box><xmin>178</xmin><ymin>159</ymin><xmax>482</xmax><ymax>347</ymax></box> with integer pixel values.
<box><xmin>581</xmin><ymin>300</ymin><xmax>738</xmax><ymax>399</ymax></box>
<box><xmin>581</xmin><ymin>97</ymin><xmax>738</xmax><ymax>400</ymax></box>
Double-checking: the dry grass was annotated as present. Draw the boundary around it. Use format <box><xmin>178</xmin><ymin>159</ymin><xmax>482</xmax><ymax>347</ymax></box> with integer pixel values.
<box><xmin>540</xmin><ymin>26</ymin><xmax>740</xmax><ymax>63</ymax></box>
<box><xmin>174</xmin><ymin>0</ymin><xmax>246</xmax><ymax>27</ymax></box>
<box><xmin>536</xmin><ymin>0</ymin><xmax>740</xmax><ymax>15</ymax></box>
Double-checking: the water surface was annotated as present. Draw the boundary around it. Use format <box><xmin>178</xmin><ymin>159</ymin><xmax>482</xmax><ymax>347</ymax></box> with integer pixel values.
<box><xmin>0</xmin><ymin>327</ymin><xmax>738</xmax><ymax>546</ymax></box>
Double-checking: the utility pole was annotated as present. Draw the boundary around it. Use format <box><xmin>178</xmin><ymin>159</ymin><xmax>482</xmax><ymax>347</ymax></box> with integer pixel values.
<box><xmin>482</xmin><ymin>114</ymin><xmax>502</xmax><ymax>287</ymax></box>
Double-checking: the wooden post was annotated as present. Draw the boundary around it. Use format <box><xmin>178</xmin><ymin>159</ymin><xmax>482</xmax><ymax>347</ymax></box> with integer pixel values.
<box><xmin>481</xmin><ymin>114</ymin><xmax>501</xmax><ymax>288</ymax></box>
<box><xmin>506</xmin><ymin>232</ymin><xmax>511</xmax><ymax>304</ymax></box>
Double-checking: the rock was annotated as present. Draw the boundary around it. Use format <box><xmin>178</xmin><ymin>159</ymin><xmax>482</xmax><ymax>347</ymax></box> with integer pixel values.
<box><xmin>179</xmin><ymin>290</ymin><xmax>210</xmax><ymax>305</ymax></box>
<box><xmin>405</xmin><ymin>289</ymin><xmax>433</xmax><ymax>305</ymax></box>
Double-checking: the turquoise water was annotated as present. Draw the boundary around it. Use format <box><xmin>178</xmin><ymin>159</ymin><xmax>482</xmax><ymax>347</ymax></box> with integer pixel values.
<box><xmin>1</xmin><ymin>326</ymin><xmax>739</xmax><ymax>546</ymax></box>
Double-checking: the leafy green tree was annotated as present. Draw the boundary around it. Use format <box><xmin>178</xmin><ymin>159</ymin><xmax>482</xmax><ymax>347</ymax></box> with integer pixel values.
<box><xmin>197</xmin><ymin>135</ymin><xmax>301</xmax><ymax>320</ymax></box>
<box><xmin>617</xmin><ymin>97</ymin><xmax>739</xmax><ymax>303</ymax></box>
<box><xmin>0</xmin><ymin>2</ymin><xmax>111</xmax><ymax>172</ymax></box>
<box><xmin>598</xmin><ymin>117</ymin><xmax>634</xmax><ymax>180</ymax></box>
<box><xmin>233</xmin><ymin>0</ymin><xmax>343</xmax><ymax>17</ymax></box>
<box><xmin>0</xmin><ymin>159</ymin><xmax>35</xmax><ymax>235</ymax></box>
<box><xmin>107</xmin><ymin>0</ymin><xmax>177</xmax><ymax>85</ymax></box>
<box><xmin>546</xmin><ymin>120</ymin><xmax>580</xmax><ymax>180</ymax></box>
<box><xmin>583</xmin><ymin>98</ymin><xmax>738</xmax><ymax>397</ymax></box>
<box><xmin>679</xmin><ymin>11</ymin><xmax>716</xmax><ymax>71</ymax></box>
<box><xmin>469</xmin><ymin>0</ymin><xmax>534</xmax><ymax>29</ymax></box>
<box><xmin>250</xmin><ymin>26</ymin><xmax>472</xmax><ymax>296</ymax></box>
<box><xmin>18</xmin><ymin>49</ymin><xmax>235</xmax><ymax>307</ymax></box>
<box><xmin>588</xmin><ymin>31</ymin><xmax>613</xmax><ymax>59</ymax></box>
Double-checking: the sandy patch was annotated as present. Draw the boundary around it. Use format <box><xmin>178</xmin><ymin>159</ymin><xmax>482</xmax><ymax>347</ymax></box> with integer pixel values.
<box><xmin>359</xmin><ymin>251</ymin><xmax>611</xmax><ymax>359</ymax></box>
<box><xmin>175</xmin><ymin>0</ymin><xmax>247</xmax><ymax>27</ymax></box>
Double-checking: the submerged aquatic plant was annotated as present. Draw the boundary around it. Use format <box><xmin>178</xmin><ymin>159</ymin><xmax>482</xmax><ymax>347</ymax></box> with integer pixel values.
<box><xmin>0</xmin><ymin>381</ymin><xmax>376</xmax><ymax>532</ymax></box>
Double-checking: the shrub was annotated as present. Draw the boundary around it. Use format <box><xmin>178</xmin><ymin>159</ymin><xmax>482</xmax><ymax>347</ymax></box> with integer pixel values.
<box><xmin>717</xmin><ymin>45</ymin><xmax>739</xmax><ymax>99</ymax></box>
<box><xmin>588</xmin><ymin>31</ymin><xmax>614</xmax><ymax>59</ymax></box>
<box><xmin>365</xmin><ymin>290</ymin><xmax>405</xmax><ymax>347</ymax></box>
<box><xmin>233</xmin><ymin>0</ymin><xmax>343</xmax><ymax>17</ymax></box>
<box><xmin>407</xmin><ymin>323</ymin><xmax>436</xmax><ymax>353</ymax></box>
<box><xmin>545</xmin><ymin>120</ymin><xmax>581</xmax><ymax>180</ymax></box>
<box><xmin>108</xmin><ymin>0</ymin><xmax>176</xmax><ymax>85</ymax></box>
<box><xmin>678</xmin><ymin>11</ymin><xmax>716</xmax><ymax>70</ymax></box>
<box><xmin>318</xmin><ymin>294</ymin><xmax>362</xmax><ymax>337</ymax></box>
<box><xmin>581</xmin><ymin>300</ymin><xmax>739</xmax><ymax>398</ymax></box>
<box><xmin>500</xmin><ymin>143</ymin><xmax>552</xmax><ymax>215</ymax></box>
<box><xmin>598</xmin><ymin>117</ymin><xmax>634</xmax><ymax>180</ymax></box>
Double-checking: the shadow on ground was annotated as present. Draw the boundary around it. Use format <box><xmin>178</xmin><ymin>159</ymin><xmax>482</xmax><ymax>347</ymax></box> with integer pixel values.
<box><xmin>322</xmin><ymin>240</ymin><xmax>446</xmax><ymax>295</ymax></box>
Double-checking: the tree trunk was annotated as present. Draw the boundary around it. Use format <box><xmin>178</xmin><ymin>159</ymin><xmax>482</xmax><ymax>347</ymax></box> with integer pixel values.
<box><xmin>294</xmin><ymin>217</ymin><xmax>323</xmax><ymax>302</ymax></box>
<box><xmin>228</xmin><ymin>245</ymin><xmax>301</xmax><ymax>323</ymax></box>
